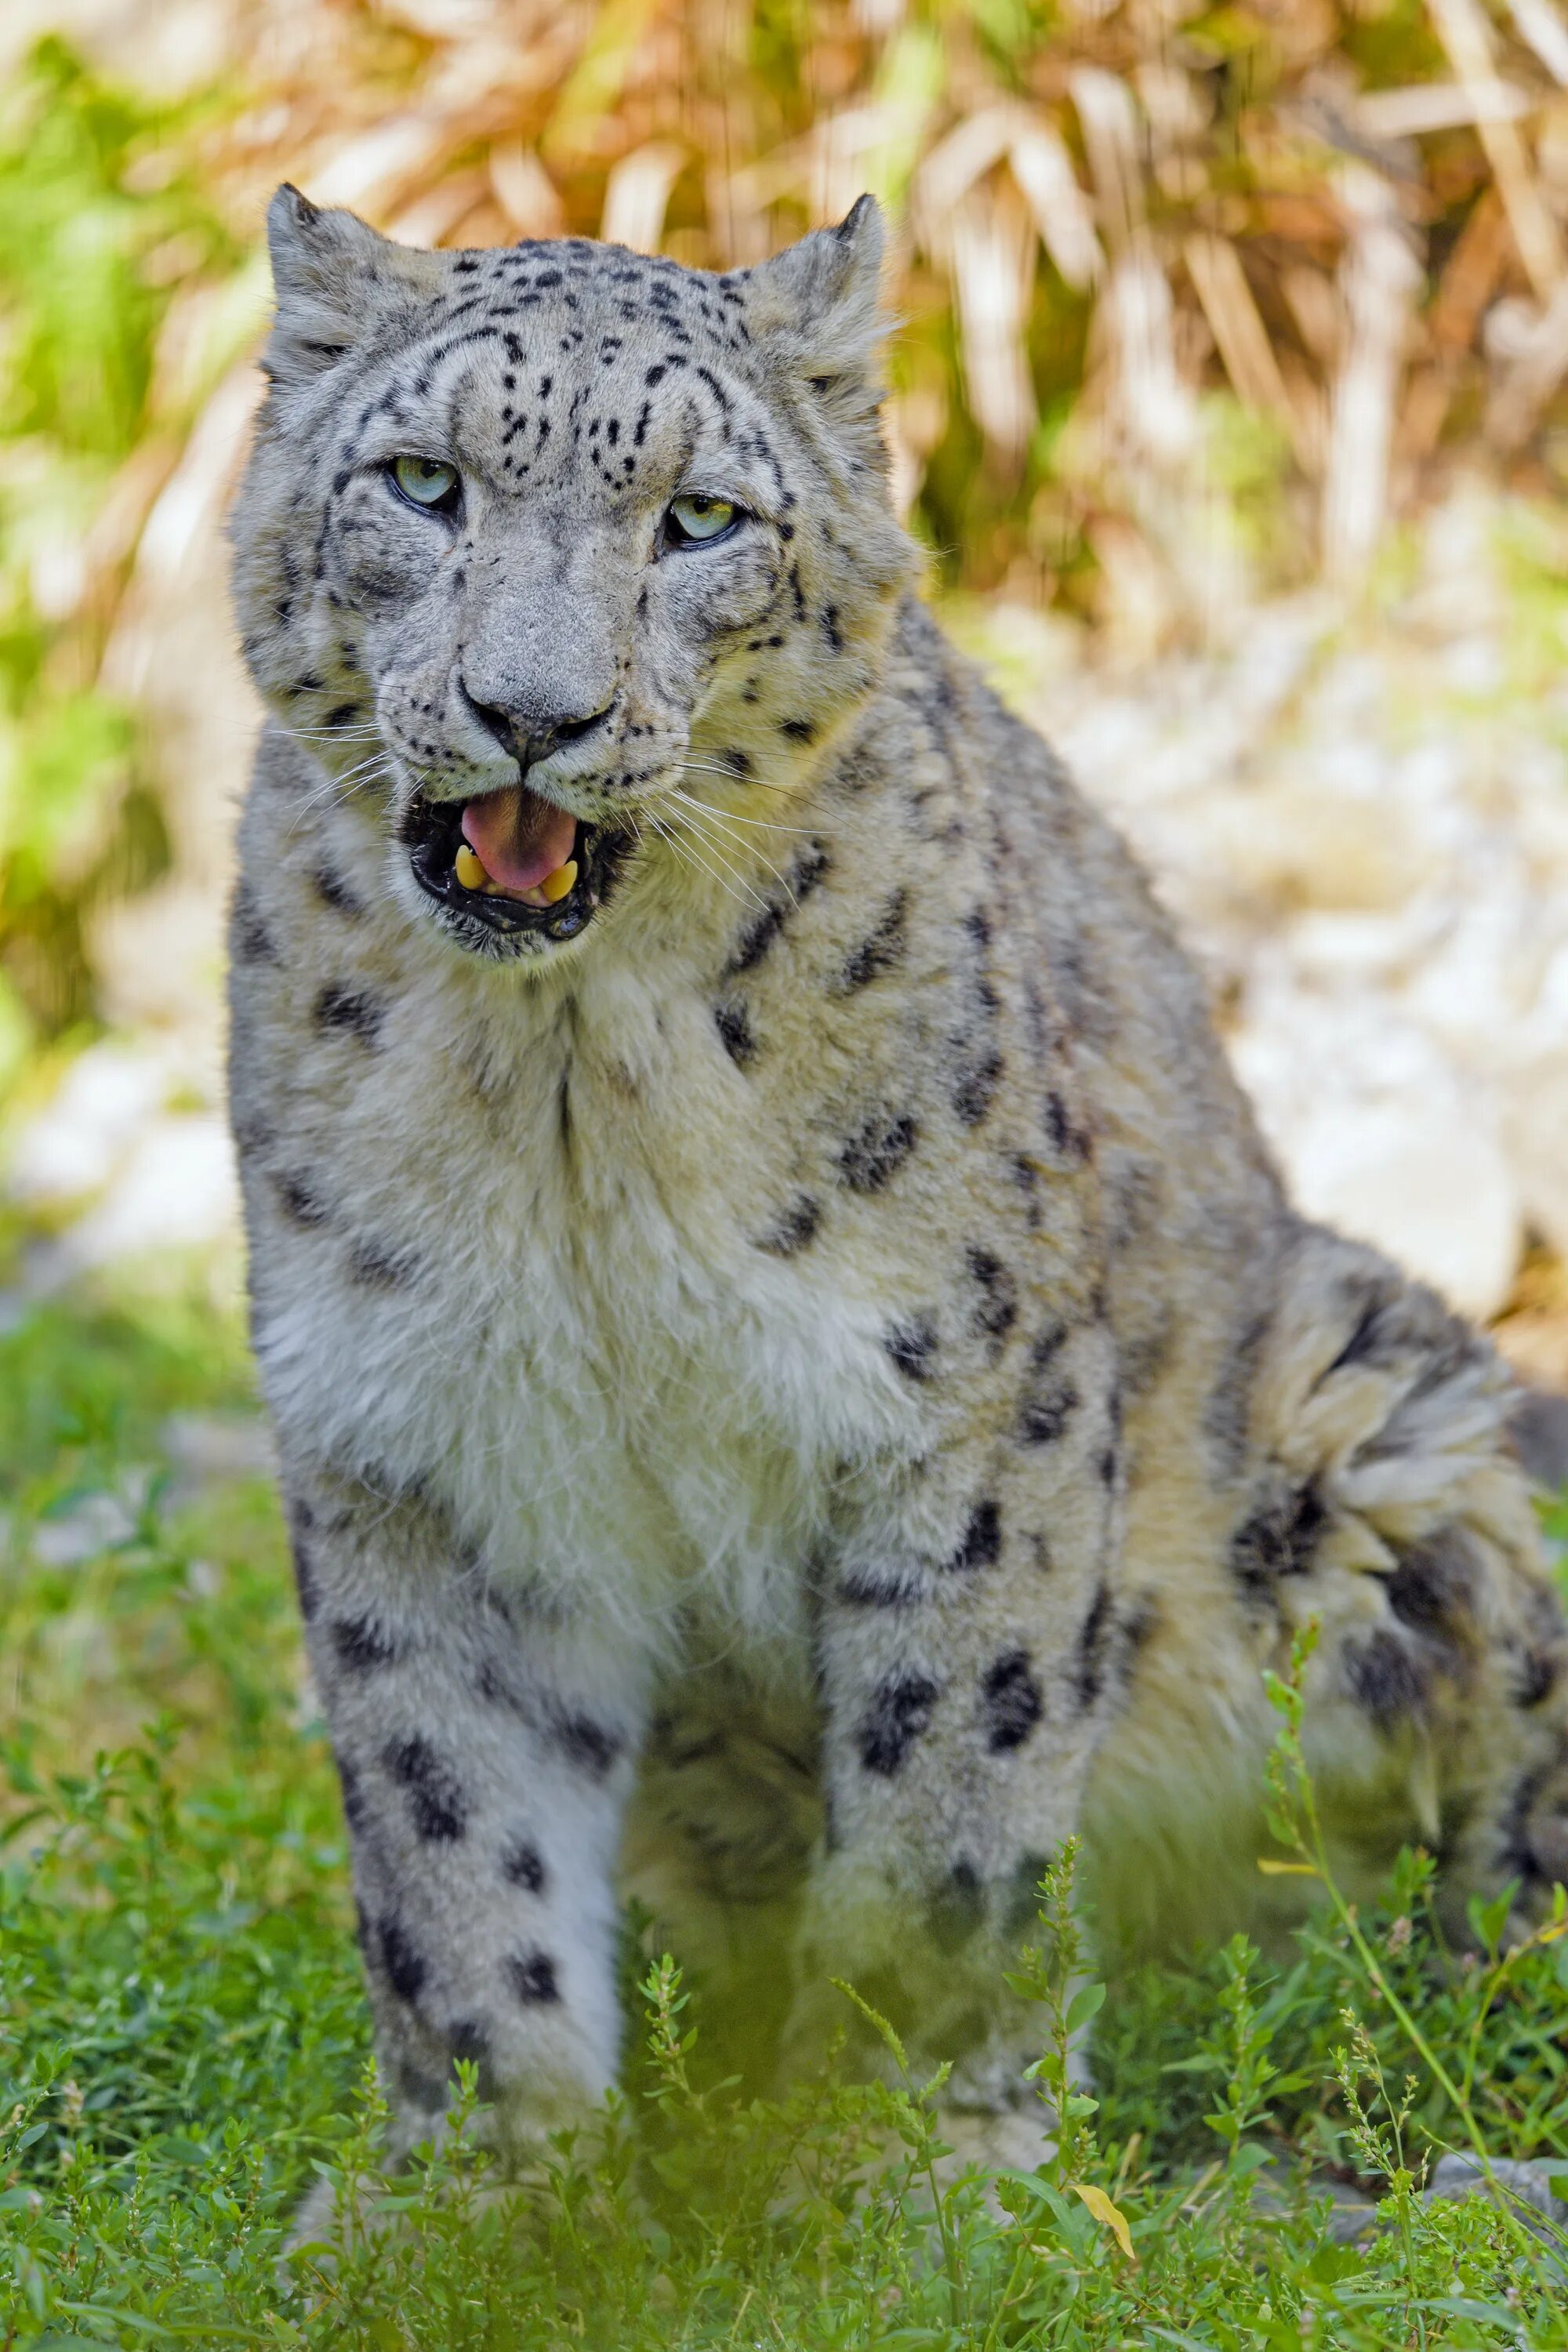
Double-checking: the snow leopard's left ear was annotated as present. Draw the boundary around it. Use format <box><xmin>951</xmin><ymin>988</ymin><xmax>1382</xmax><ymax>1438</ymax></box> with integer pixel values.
<box><xmin>263</xmin><ymin>184</ymin><xmax>444</xmax><ymax>392</ymax></box>
<box><xmin>745</xmin><ymin>197</ymin><xmax>891</xmax><ymax>438</ymax></box>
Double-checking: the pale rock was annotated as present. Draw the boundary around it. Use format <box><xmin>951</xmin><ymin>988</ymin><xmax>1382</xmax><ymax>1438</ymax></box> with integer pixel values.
<box><xmin>5</xmin><ymin>1044</ymin><xmax>171</xmax><ymax>1203</ymax></box>
<box><xmin>1501</xmin><ymin>1043</ymin><xmax>1568</xmax><ymax>1261</ymax></box>
<box><xmin>60</xmin><ymin>1115</ymin><xmax>239</xmax><ymax>1272</ymax></box>
<box><xmin>1426</xmin><ymin>2152</ymin><xmax>1568</xmax><ymax>2271</ymax></box>
<box><xmin>31</xmin><ymin>1468</ymin><xmax>156</xmax><ymax>1567</ymax></box>
<box><xmin>1228</xmin><ymin>984</ymin><xmax>1522</xmax><ymax>1319</ymax></box>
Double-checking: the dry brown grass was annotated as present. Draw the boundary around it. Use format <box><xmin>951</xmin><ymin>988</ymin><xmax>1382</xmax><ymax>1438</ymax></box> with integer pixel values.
<box><xmin>10</xmin><ymin>0</ymin><xmax>1568</xmax><ymax>1046</ymax></box>
<box><xmin>45</xmin><ymin>0</ymin><xmax>1568</xmax><ymax>612</ymax></box>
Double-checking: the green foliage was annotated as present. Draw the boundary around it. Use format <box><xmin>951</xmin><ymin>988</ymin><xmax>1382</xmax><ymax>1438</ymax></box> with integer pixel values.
<box><xmin>0</xmin><ymin>41</ymin><xmax>235</xmax><ymax>1044</ymax></box>
<box><xmin>0</xmin><ymin>0</ymin><xmax>1562</xmax><ymax>1054</ymax></box>
<box><xmin>0</xmin><ymin>1287</ymin><xmax>252</xmax><ymax>1499</ymax></box>
<box><xmin>2</xmin><ymin>1288</ymin><xmax>1568</xmax><ymax>2343</ymax></box>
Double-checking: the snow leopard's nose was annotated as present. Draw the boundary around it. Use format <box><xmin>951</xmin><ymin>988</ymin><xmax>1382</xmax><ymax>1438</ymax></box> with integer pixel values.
<box><xmin>462</xmin><ymin>683</ymin><xmax>613</xmax><ymax>775</ymax></box>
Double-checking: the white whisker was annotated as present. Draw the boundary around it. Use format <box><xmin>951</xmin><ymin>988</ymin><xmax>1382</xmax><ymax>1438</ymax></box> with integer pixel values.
<box><xmin>651</xmin><ymin>816</ymin><xmax>764</xmax><ymax>912</ymax></box>
<box><xmin>670</xmin><ymin>775</ymin><xmax>818</xmax><ymax>835</ymax></box>
<box><xmin>333</xmin><ymin>749</ymin><xmax>400</xmax><ymax>787</ymax></box>
<box><xmin>664</xmin><ymin>792</ymin><xmax>794</xmax><ymax>894</ymax></box>
<box><xmin>659</xmin><ymin>800</ymin><xmax>779</xmax><ymax>909</ymax></box>
<box><xmin>283</xmin><ymin>762</ymin><xmax>397</xmax><ymax>839</ymax></box>
<box><xmin>677</xmin><ymin>760</ymin><xmax>809</xmax><ymax>796</ymax></box>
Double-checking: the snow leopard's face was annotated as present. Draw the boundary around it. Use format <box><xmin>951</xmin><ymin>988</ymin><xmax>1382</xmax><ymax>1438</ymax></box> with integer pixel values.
<box><xmin>231</xmin><ymin>190</ymin><xmax>910</xmax><ymax>966</ymax></box>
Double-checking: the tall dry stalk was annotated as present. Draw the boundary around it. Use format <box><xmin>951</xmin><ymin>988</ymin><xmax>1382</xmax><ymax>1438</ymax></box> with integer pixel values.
<box><xmin>9</xmin><ymin>0</ymin><xmax>1568</xmax><ymax>1039</ymax></box>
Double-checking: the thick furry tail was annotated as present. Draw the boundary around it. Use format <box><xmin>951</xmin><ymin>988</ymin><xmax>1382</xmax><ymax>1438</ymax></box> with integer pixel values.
<box><xmin>1088</xmin><ymin>1221</ymin><xmax>1568</xmax><ymax>1957</ymax></box>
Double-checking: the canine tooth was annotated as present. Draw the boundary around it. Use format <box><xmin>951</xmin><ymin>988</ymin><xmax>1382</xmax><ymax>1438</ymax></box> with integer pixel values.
<box><xmin>454</xmin><ymin>843</ymin><xmax>488</xmax><ymax>891</ymax></box>
<box><xmin>540</xmin><ymin>858</ymin><xmax>578</xmax><ymax>904</ymax></box>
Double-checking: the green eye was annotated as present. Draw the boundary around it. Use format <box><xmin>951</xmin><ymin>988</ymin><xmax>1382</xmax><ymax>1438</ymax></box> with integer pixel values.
<box><xmin>392</xmin><ymin>454</ymin><xmax>459</xmax><ymax>509</ymax></box>
<box><xmin>668</xmin><ymin>494</ymin><xmax>738</xmax><ymax>545</ymax></box>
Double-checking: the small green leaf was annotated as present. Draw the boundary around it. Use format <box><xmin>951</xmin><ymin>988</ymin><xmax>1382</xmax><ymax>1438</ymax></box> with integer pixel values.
<box><xmin>1065</xmin><ymin>1980</ymin><xmax>1107</xmax><ymax>2035</ymax></box>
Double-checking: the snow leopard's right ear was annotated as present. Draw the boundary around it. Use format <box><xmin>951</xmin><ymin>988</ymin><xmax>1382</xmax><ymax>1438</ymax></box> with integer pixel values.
<box><xmin>263</xmin><ymin>185</ymin><xmax>442</xmax><ymax>390</ymax></box>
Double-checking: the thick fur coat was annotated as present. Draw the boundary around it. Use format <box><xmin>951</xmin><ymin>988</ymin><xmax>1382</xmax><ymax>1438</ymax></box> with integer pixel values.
<box><xmin>227</xmin><ymin>187</ymin><xmax>1568</xmax><ymax>2182</ymax></box>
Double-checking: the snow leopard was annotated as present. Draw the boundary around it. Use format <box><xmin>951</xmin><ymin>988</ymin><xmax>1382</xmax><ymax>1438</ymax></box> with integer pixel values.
<box><xmin>227</xmin><ymin>183</ymin><xmax>1568</xmax><ymax>2186</ymax></box>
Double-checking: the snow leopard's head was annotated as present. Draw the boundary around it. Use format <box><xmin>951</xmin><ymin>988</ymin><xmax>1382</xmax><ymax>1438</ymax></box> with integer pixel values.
<box><xmin>230</xmin><ymin>187</ymin><xmax>912</xmax><ymax>966</ymax></box>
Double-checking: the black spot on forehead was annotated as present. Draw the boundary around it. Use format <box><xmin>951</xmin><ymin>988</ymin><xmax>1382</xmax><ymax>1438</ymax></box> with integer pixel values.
<box><xmin>1018</xmin><ymin>1382</ymin><xmax>1077</xmax><ymax>1449</ymax></box>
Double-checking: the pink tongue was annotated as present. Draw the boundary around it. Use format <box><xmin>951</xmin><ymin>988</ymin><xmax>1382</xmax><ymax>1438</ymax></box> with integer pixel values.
<box><xmin>460</xmin><ymin>785</ymin><xmax>578</xmax><ymax>894</ymax></box>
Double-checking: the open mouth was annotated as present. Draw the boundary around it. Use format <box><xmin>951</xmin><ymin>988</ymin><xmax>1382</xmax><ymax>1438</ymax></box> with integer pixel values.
<box><xmin>402</xmin><ymin>782</ymin><xmax>608</xmax><ymax>946</ymax></box>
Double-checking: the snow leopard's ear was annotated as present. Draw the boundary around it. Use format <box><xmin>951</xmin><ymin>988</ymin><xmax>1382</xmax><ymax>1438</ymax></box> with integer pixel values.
<box><xmin>263</xmin><ymin>185</ymin><xmax>443</xmax><ymax>390</ymax></box>
<box><xmin>746</xmin><ymin>196</ymin><xmax>891</xmax><ymax>434</ymax></box>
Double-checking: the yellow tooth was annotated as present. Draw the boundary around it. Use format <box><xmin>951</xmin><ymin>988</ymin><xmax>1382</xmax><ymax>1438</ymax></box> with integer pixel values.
<box><xmin>454</xmin><ymin>842</ymin><xmax>488</xmax><ymax>891</ymax></box>
<box><xmin>540</xmin><ymin>858</ymin><xmax>578</xmax><ymax>904</ymax></box>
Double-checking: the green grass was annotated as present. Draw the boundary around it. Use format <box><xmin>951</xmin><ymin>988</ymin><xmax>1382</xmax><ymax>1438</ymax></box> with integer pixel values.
<box><xmin>3</xmin><ymin>1283</ymin><xmax>1568</xmax><ymax>2347</ymax></box>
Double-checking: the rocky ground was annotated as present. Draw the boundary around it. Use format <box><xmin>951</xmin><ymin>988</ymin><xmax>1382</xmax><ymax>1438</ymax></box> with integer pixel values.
<box><xmin>957</xmin><ymin>480</ymin><xmax>1568</xmax><ymax>1403</ymax></box>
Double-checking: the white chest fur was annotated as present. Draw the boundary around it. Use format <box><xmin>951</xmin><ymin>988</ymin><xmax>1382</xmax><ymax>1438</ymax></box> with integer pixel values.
<box><xmin>252</xmin><ymin>918</ymin><xmax>920</xmax><ymax>1660</ymax></box>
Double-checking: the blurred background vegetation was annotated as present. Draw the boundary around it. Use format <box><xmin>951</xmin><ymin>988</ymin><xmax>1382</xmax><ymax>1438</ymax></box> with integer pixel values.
<box><xmin>6</xmin><ymin>0</ymin><xmax>1568</xmax><ymax>1348</ymax></box>
<box><xmin>5</xmin><ymin>16</ymin><xmax>1568</xmax><ymax>2332</ymax></box>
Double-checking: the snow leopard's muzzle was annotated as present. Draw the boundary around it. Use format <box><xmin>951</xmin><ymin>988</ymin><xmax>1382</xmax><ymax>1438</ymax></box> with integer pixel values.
<box><xmin>399</xmin><ymin>786</ymin><xmax>635</xmax><ymax>953</ymax></box>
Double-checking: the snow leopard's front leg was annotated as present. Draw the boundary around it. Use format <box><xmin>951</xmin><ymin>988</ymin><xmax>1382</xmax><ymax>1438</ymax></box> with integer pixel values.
<box><xmin>284</xmin><ymin>1461</ymin><xmax>645</xmax><ymax>2172</ymax></box>
<box><xmin>788</xmin><ymin>1313</ymin><xmax>1124</xmax><ymax>2141</ymax></box>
